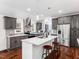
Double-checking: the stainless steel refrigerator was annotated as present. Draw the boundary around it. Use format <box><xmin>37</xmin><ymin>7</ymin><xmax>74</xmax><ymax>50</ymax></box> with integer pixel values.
<box><xmin>57</xmin><ymin>24</ymin><xmax>70</xmax><ymax>47</ymax></box>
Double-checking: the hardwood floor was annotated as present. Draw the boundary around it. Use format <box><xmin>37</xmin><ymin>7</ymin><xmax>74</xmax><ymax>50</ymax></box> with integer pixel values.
<box><xmin>0</xmin><ymin>46</ymin><xmax>79</xmax><ymax>59</ymax></box>
<box><xmin>45</xmin><ymin>45</ymin><xmax>79</xmax><ymax>59</ymax></box>
<box><xmin>0</xmin><ymin>48</ymin><xmax>22</xmax><ymax>59</ymax></box>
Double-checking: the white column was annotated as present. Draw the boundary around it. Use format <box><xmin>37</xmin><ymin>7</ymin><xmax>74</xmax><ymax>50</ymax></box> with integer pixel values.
<box><xmin>22</xmin><ymin>42</ymin><xmax>33</xmax><ymax>59</ymax></box>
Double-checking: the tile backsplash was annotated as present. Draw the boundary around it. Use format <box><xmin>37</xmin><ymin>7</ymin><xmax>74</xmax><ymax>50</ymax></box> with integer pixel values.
<box><xmin>6</xmin><ymin>29</ymin><xmax>15</xmax><ymax>36</ymax></box>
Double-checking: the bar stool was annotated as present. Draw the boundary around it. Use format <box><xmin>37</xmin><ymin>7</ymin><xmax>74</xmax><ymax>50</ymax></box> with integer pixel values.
<box><xmin>42</xmin><ymin>45</ymin><xmax>52</xmax><ymax>59</ymax></box>
<box><xmin>52</xmin><ymin>42</ymin><xmax>61</xmax><ymax>59</ymax></box>
<box><xmin>52</xmin><ymin>42</ymin><xmax>59</xmax><ymax>50</ymax></box>
<box><xmin>52</xmin><ymin>38</ymin><xmax>58</xmax><ymax>50</ymax></box>
<box><xmin>52</xmin><ymin>37</ymin><xmax>61</xmax><ymax>59</ymax></box>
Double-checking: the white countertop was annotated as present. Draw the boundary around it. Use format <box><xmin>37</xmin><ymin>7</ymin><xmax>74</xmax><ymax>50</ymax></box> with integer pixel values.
<box><xmin>22</xmin><ymin>35</ymin><xmax>58</xmax><ymax>45</ymax></box>
<box><xmin>8</xmin><ymin>34</ymin><xmax>28</xmax><ymax>37</ymax></box>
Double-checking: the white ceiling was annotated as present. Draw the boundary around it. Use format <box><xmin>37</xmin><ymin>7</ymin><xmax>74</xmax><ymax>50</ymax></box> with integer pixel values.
<box><xmin>0</xmin><ymin>0</ymin><xmax>79</xmax><ymax>17</ymax></box>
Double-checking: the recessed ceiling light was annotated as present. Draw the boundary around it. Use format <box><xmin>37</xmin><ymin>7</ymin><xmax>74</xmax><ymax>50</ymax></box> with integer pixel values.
<box><xmin>27</xmin><ymin>8</ymin><xmax>31</xmax><ymax>11</ymax></box>
<box><xmin>36</xmin><ymin>15</ymin><xmax>39</xmax><ymax>20</ymax></box>
<box><xmin>58</xmin><ymin>10</ymin><xmax>62</xmax><ymax>13</ymax></box>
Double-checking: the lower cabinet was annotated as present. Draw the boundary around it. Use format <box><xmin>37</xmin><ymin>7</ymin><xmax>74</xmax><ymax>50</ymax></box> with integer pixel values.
<box><xmin>8</xmin><ymin>35</ymin><xmax>28</xmax><ymax>49</ymax></box>
<box><xmin>10</xmin><ymin>38</ymin><xmax>20</xmax><ymax>49</ymax></box>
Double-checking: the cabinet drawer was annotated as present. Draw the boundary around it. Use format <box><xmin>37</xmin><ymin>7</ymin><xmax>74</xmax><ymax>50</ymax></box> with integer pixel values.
<box><xmin>19</xmin><ymin>36</ymin><xmax>28</xmax><ymax>39</ymax></box>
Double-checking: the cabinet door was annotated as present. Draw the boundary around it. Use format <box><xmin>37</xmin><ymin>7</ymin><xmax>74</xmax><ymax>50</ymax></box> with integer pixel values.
<box><xmin>10</xmin><ymin>37</ymin><xmax>17</xmax><ymax>49</ymax></box>
<box><xmin>63</xmin><ymin>17</ymin><xmax>70</xmax><ymax>24</ymax></box>
<box><xmin>17</xmin><ymin>36</ymin><xmax>28</xmax><ymax>47</ymax></box>
<box><xmin>52</xmin><ymin>18</ymin><xmax>58</xmax><ymax>29</ymax></box>
<box><xmin>71</xmin><ymin>16</ymin><xmax>76</xmax><ymax>28</ymax></box>
<box><xmin>10</xmin><ymin>37</ymin><xmax>20</xmax><ymax>49</ymax></box>
<box><xmin>4</xmin><ymin>16</ymin><xmax>16</xmax><ymax>29</ymax></box>
<box><xmin>58</xmin><ymin>18</ymin><xmax>63</xmax><ymax>24</ymax></box>
<box><xmin>11</xmin><ymin>18</ymin><xmax>16</xmax><ymax>29</ymax></box>
<box><xmin>58</xmin><ymin>17</ymin><xmax>70</xmax><ymax>24</ymax></box>
<box><xmin>4</xmin><ymin>17</ymin><xmax>12</xmax><ymax>29</ymax></box>
<box><xmin>70</xmin><ymin>28</ymin><xmax>76</xmax><ymax>47</ymax></box>
<box><xmin>76</xmin><ymin>29</ymin><xmax>79</xmax><ymax>38</ymax></box>
<box><xmin>9</xmin><ymin>35</ymin><xmax>28</xmax><ymax>49</ymax></box>
<box><xmin>70</xmin><ymin>15</ymin><xmax>79</xmax><ymax>29</ymax></box>
<box><xmin>75</xmin><ymin>15</ymin><xmax>79</xmax><ymax>29</ymax></box>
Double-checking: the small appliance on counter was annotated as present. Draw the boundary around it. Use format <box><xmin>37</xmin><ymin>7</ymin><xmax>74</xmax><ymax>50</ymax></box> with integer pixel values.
<box><xmin>24</xmin><ymin>31</ymin><xmax>41</xmax><ymax>38</ymax></box>
<box><xmin>24</xmin><ymin>31</ymin><xmax>30</xmax><ymax>34</ymax></box>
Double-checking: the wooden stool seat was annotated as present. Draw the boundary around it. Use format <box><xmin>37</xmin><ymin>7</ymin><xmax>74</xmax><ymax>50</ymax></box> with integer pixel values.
<box><xmin>43</xmin><ymin>45</ymin><xmax>52</xmax><ymax>50</ymax></box>
<box><xmin>42</xmin><ymin>45</ymin><xmax>52</xmax><ymax>59</ymax></box>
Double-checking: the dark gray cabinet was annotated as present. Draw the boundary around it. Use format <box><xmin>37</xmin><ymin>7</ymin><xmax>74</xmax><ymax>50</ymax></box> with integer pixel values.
<box><xmin>70</xmin><ymin>15</ymin><xmax>79</xmax><ymax>29</ymax></box>
<box><xmin>4</xmin><ymin>16</ymin><xmax>16</xmax><ymax>29</ymax></box>
<box><xmin>70</xmin><ymin>28</ymin><xmax>77</xmax><ymax>47</ymax></box>
<box><xmin>70</xmin><ymin>15</ymin><xmax>79</xmax><ymax>47</ymax></box>
<box><xmin>58</xmin><ymin>16</ymin><xmax>70</xmax><ymax>24</ymax></box>
<box><xmin>9</xmin><ymin>35</ymin><xmax>28</xmax><ymax>49</ymax></box>
<box><xmin>71</xmin><ymin>16</ymin><xmax>77</xmax><ymax>28</ymax></box>
<box><xmin>10</xmin><ymin>37</ymin><xmax>20</xmax><ymax>49</ymax></box>
<box><xmin>75</xmin><ymin>16</ymin><xmax>79</xmax><ymax>29</ymax></box>
<box><xmin>58</xmin><ymin>18</ymin><xmax>63</xmax><ymax>24</ymax></box>
<box><xmin>52</xmin><ymin>18</ymin><xmax>58</xmax><ymax>29</ymax></box>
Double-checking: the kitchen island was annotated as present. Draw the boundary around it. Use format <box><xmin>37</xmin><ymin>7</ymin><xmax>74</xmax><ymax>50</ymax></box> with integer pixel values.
<box><xmin>22</xmin><ymin>35</ymin><xmax>58</xmax><ymax>59</ymax></box>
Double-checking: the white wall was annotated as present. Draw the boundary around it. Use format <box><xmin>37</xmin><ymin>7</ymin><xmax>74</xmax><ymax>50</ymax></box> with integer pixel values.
<box><xmin>0</xmin><ymin>15</ymin><xmax>6</xmax><ymax>51</ymax></box>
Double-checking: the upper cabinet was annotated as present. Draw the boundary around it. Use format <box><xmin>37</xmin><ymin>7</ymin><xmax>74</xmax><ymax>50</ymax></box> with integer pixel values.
<box><xmin>4</xmin><ymin>16</ymin><xmax>16</xmax><ymax>29</ymax></box>
<box><xmin>52</xmin><ymin>18</ymin><xmax>58</xmax><ymax>29</ymax></box>
<box><xmin>70</xmin><ymin>15</ymin><xmax>79</xmax><ymax>29</ymax></box>
<box><xmin>58</xmin><ymin>16</ymin><xmax>71</xmax><ymax>24</ymax></box>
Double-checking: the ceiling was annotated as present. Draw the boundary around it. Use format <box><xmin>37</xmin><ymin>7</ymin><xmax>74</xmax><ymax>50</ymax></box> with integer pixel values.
<box><xmin>0</xmin><ymin>0</ymin><xmax>79</xmax><ymax>17</ymax></box>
